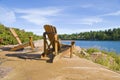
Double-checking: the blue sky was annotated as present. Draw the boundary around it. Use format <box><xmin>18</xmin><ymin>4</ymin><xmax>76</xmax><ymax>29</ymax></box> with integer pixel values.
<box><xmin>0</xmin><ymin>0</ymin><xmax>120</xmax><ymax>35</ymax></box>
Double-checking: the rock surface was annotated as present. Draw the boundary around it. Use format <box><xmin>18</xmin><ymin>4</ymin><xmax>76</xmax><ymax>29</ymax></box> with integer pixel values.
<box><xmin>0</xmin><ymin>40</ymin><xmax>120</xmax><ymax>80</ymax></box>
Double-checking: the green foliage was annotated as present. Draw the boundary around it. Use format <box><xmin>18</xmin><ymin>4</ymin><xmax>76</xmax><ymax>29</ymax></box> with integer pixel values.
<box><xmin>87</xmin><ymin>48</ymin><xmax>100</xmax><ymax>54</ymax></box>
<box><xmin>102</xmin><ymin>51</ymin><xmax>120</xmax><ymax>64</ymax></box>
<box><xmin>75</xmin><ymin>48</ymin><xmax>120</xmax><ymax>71</ymax></box>
<box><xmin>59</xmin><ymin>28</ymin><xmax>120</xmax><ymax>40</ymax></box>
<box><xmin>94</xmin><ymin>57</ymin><xmax>110</xmax><ymax>66</ymax></box>
<box><xmin>86</xmin><ymin>48</ymin><xmax>120</xmax><ymax>71</ymax></box>
<box><xmin>95</xmin><ymin>52</ymin><xmax>120</xmax><ymax>71</ymax></box>
<box><xmin>0</xmin><ymin>24</ymin><xmax>42</xmax><ymax>45</ymax></box>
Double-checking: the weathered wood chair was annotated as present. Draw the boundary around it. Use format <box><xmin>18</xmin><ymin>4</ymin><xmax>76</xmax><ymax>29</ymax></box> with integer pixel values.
<box><xmin>0</xmin><ymin>38</ymin><xmax>3</xmax><ymax>44</ymax></box>
<box><xmin>43</xmin><ymin>24</ymin><xmax>75</xmax><ymax>58</ymax></box>
<box><xmin>9</xmin><ymin>28</ymin><xmax>35</xmax><ymax>51</ymax></box>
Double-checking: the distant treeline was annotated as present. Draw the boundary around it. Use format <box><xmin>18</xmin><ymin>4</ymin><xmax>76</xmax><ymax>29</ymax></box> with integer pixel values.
<box><xmin>0</xmin><ymin>24</ymin><xmax>42</xmax><ymax>45</ymax></box>
<box><xmin>59</xmin><ymin>28</ymin><xmax>120</xmax><ymax>40</ymax></box>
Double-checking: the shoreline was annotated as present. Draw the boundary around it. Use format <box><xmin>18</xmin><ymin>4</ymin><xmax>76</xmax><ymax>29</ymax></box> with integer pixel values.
<box><xmin>61</xmin><ymin>39</ymin><xmax>120</xmax><ymax>41</ymax></box>
<box><xmin>62</xmin><ymin>40</ymin><xmax>120</xmax><ymax>54</ymax></box>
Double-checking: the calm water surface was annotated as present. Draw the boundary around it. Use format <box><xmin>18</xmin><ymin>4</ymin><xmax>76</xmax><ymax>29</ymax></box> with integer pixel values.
<box><xmin>62</xmin><ymin>40</ymin><xmax>120</xmax><ymax>54</ymax></box>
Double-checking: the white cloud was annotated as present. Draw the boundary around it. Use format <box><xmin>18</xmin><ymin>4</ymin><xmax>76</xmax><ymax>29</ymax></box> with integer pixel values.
<box><xmin>82</xmin><ymin>17</ymin><xmax>102</xmax><ymax>25</ymax></box>
<box><xmin>21</xmin><ymin>14</ymin><xmax>50</xmax><ymax>25</ymax></box>
<box><xmin>101</xmin><ymin>11</ymin><xmax>120</xmax><ymax>16</ymax></box>
<box><xmin>73</xmin><ymin>17</ymin><xmax>103</xmax><ymax>25</ymax></box>
<box><xmin>14</xmin><ymin>7</ymin><xmax>63</xmax><ymax>26</ymax></box>
<box><xmin>0</xmin><ymin>7</ymin><xmax>16</xmax><ymax>24</ymax></box>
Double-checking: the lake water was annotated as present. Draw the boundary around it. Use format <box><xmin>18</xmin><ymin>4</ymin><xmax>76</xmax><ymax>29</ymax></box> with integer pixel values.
<box><xmin>62</xmin><ymin>40</ymin><xmax>120</xmax><ymax>54</ymax></box>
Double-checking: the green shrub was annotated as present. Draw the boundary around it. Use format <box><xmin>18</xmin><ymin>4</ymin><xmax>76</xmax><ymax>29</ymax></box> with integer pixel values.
<box><xmin>0</xmin><ymin>24</ymin><xmax>42</xmax><ymax>45</ymax></box>
<box><xmin>87</xmin><ymin>48</ymin><xmax>100</xmax><ymax>54</ymax></box>
<box><xmin>78</xmin><ymin>48</ymin><xmax>120</xmax><ymax>71</ymax></box>
<box><xmin>95</xmin><ymin>51</ymin><xmax>120</xmax><ymax>71</ymax></box>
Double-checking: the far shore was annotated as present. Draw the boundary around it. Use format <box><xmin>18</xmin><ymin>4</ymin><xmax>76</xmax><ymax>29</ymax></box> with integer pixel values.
<box><xmin>61</xmin><ymin>39</ymin><xmax>120</xmax><ymax>41</ymax></box>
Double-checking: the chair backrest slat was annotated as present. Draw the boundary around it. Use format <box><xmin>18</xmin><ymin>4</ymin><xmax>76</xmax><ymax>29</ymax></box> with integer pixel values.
<box><xmin>9</xmin><ymin>28</ymin><xmax>22</xmax><ymax>44</ymax></box>
<box><xmin>44</xmin><ymin>25</ymin><xmax>60</xmax><ymax>51</ymax></box>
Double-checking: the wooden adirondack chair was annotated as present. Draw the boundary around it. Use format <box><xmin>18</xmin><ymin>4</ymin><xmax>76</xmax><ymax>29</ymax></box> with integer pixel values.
<box><xmin>9</xmin><ymin>28</ymin><xmax>35</xmax><ymax>51</ymax></box>
<box><xmin>0</xmin><ymin>38</ymin><xmax>3</xmax><ymax>44</ymax></box>
<box><xmin>43</xmin><ymin>24</ymin><xmax>75</xmax><ymax>58</ymax></box>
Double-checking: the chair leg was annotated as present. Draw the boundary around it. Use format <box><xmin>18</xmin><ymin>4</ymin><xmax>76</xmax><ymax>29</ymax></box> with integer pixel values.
<box><xmin>29</xmin><ymin>36</ymin><xmax>35</xmax><ymax>50</ymax></box>
<box><xmin>43</xmin><ymin>32</ymin><xmax>48</xmax><ymax>57</ymax></box>
<box><xmin>70</xmin><ymin>41</ymin><xmax>75</xmax><ymax>58</ymax></box>
<box><xmin>54</xmin><ymin>34</ymin><xmax>58</xmax><ymax>55</ymax></box>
